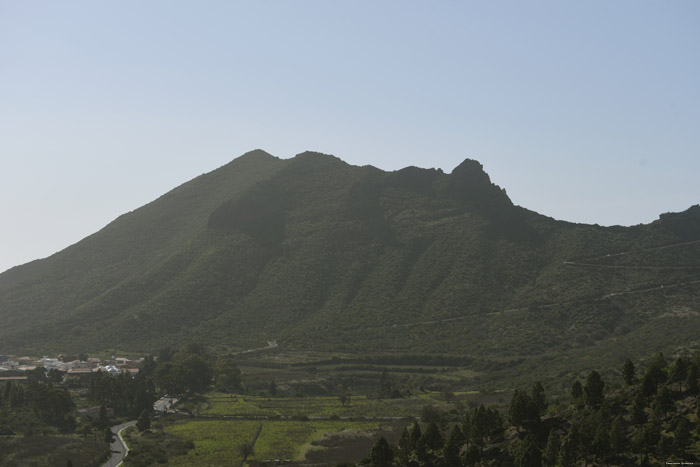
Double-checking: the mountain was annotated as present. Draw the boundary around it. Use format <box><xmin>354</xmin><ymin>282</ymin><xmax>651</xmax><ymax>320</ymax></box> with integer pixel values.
<box><xmin>1</xmin><ymin>150</ymin><xmax>700</xmax><ymax>385</ymax></box>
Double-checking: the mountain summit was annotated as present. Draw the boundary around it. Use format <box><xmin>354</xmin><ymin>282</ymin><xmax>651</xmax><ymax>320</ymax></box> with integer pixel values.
<box><xmin>1</xmin><ymin>150</ymin><xmax>699</xmax><ymax>385</ymax></box>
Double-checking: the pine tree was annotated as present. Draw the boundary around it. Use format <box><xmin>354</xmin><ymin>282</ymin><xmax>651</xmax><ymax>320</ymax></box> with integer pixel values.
<box><xmin>369</xmin><ymin>437</ymin><xmax>394</xmax><ymax>467</ymax></box>
<box><xmin>542</xmin><ymin>431</ymin><xmax>559</xmax><ymax>467</ymax></box>
<box><xmin>593</xmin><ymin>423</ymin><xmax>611</xmax><ymax>463</ymax></box>
<box><xmin>570</xmin><ymin>381</ymin><xmax>583</xmax><ymax>407</ymax></box>
<box><xmin>423</xmin><ymin>421</ymin><xmax>443</xmax><ymax>452</ymax></box>
<box><xmin>609</xmin><ymin>414</ymin><xmax>626</xmax><ymax>457</ymax></box>
<box><xmin>461</xmin><ymin>411</ymin><xmax>472</xmax><ymax>451</ymax></box>
<box><xmin>652</xmin><ymin>387</ymin><xmax>673</xmax><ymax>420</ymax></box>
<box><xmin>136</xmin><ymin>409</ymin><xmax>151</xmax><ymax>432</ymax></box>
<box><xmin>632</xmin><ymin>391</ymin><xmax>647</xmax><ymax>428</ymax></box>
<box><xmin>686</xmin><ymin>363</ymin><xmax>699</xmax><ymax>394</ymax></box>
<box><xmin>97</xmin><ymin>405</ymin><xmax>110</xmax><ymax>430</ymax></box>
<box><xmin>584</xmin><ymin>370</ymin><xmax>605</xmax><ymax>408</ymax></box>
<box><xmin>623</xmin><ymin>358</ymin><xmax>636</xmax><ymax>386</ymax></box>
<box><xmin>513</xmin><ymin>434</ymin><xmax>541</xmax><ymax>467</ymax></box>
<box><xmin>671</xmin><ymin>357</ymin><xmax>689</xmax><ymax>392</ymax></box>
<box><xmin>530</xmin><ymin>381</ymin><xmax>547</xmax><ymax>417</ymax></box>
<box><xmin>444</xmin><ymin>425</ymin><xmax>464</xmax><ymax>466</ymax></box>
<box><xmin>558</xmin><ymin>425</ymin><xmax>579</xmax><ymax>467</ymax></box>
<box><xmin>510</xmin><ymin>390</ymin><xmax>538</xmax><ymax>428</ymax></box>
<box><xmin>410</xmin><ymin>420</ymin><xmax>422</xmax><ymax>449</ymax></box>
<box><xmin>397</xmin><ymin>426</ymin><xmax>412</xmax><ymax>465</ymax></box>
<box><xmin>674</xmin><ymin>417</ymin><xmax>691</xmax><ymax>460</ymax></box>
<box><xmin>379</xmin><ymin>369</ymin><xmax>394</xmax><ymax>398</ymax></box>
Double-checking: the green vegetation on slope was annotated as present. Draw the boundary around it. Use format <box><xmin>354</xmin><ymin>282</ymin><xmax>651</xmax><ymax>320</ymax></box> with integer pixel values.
<box><xmin>1</xmin><ymin>151</ymin><xmax>700</xmax><ymax>390</ymax></box>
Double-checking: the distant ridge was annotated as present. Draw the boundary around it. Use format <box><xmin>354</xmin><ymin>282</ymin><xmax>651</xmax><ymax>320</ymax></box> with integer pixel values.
<box><xmin>1</xmin><ymin>150</ymin><xmax>699</xmax><ymax>386</ymax></box>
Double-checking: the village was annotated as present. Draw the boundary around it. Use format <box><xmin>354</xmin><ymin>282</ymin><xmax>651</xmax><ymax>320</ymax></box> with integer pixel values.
<box><xmin>0</xmin><ymin>353</ymin><xmax>143</xmax><ymax>384</ymax></box>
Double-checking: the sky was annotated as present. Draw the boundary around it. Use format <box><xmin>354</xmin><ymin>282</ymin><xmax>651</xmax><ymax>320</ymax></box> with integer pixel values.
<box><xmin>1</xmin><ymin>1</ymin><xmax>699</xmax><ymax>273</ymax></box>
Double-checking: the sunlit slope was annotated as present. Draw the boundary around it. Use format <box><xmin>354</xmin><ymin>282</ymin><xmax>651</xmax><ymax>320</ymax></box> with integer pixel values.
<box><xmin>1</xmin><ymin>151</ymin><xmax>699</xmax><ymax>365</ymax></box>
<box><xmin>0</xmin><ymin>150</ymin><xmax>288</xmax><ymax>335</ymax></box>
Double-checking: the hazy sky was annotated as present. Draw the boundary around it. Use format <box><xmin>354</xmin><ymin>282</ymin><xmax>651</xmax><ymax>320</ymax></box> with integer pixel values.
<box><xmin>1</xmin><ymin>1</ymin><xmax>699</xmax><ymax>273</ymax></box>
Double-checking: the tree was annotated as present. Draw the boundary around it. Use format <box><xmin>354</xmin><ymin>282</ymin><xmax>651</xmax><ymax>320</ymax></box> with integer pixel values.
<box><xmin>530</xmin><ymin>381</ymin><xmax>547</xmax><ymax>417</ymax></box>
<box><xmin>659</xmin><ymin>434</ymin><xmax>674</xmax><ymax>459</ymax></box>
<box><xmin>644</xmin><ymin>353</ymin><xmax>668</xmax><ymax>395</ymax></box>
<box><xmin>652</xmin><ymin>387</ymin><xmax>673</xmax><ymax>420</ymax></box>
<box><xmin>583</xmin><ymin>370</ymin><xmax>605</xmax><ymax>408</ymax></box>
<box><xmin>239</xmin><ymin>442</ymin><xmax>255</xmax><ymax>462</ymax></box>
<box><xmin>609</xmin><ymin>414</ymin><xmax>626</xmax><ymax>457</ymax></box>
<box><xmin>379</xmin><ymin>369</ymin><xmax>393</xmax><ymax>398</ymax></box>
<box><xmin>268</xmin><ymin>381</ymin><xmax>277</xmax><ymax>396</ymax></box>
<box><xmin>542</xmin><ymin>431</ymin><xmax>559</xmax><ymax>467</ymax></box>
<box><xmin>180</xmin><ymin>354</ymin><xmax>214</xmax><ymax>393</ymax></box>
<box><xmin>26</xmin><ymin>367</ymin><xmax>48</xmax><ymax>383</ymax></box>
<box><xmin>420</xmin><ymin>404</ymin><xmax>443</xmax><ymax>425</ymax></box>
<box><xmin>96</xmin><ymin>405</ymin><xmax>110</xmax><ymax>430</ymax></box>
<box><xmin>370</xmin><ymin>436</ymin><xmax>394</xmax><ymax>467</ymax></box>
<box><xmin>469</xmin><ymin>404</ymin><xmax>492</xmax><ymax>457</ymax></box>
<box><xmin>136</xmin><ymin>409</ymin><xmax>151</xmax><ymax>432</ymax></box>
<box><xmin>444</xmin><ymin>425</ymin><xmax>465</xmax><ymax>466</ymax></box>
<box><xmin>514</xmin><ymin>434</ymin><xmax>542</xmax><ymax>467</ymax></box>
<box><xmin>632</xmin><ymin>391</ymin><xmax>648</xmax><ymax>428</ymax></box>
<box><xmin>623</xmin><ymin>358</ymin><xmax>636</xmax><ymax>386</ymax></box>
<box><xmin>214</xmin><ymin>357</ymin><xmax>241</xmax><ymax>393</ymax></box>
<box><xmin>558</xmin><ymin>425</ymin><xmax>579</xmax><ymax>467</ymax></box>
<box><xmin>441</xmin><ymin>386</ymin><xmax>455</xmax><ymax>403</ymax></box>
<box><xmin>154</xmin><ymin>362</ymin><xmax>186</xmax><ymax>396</ymax></box>
<box><xmin>642</xmin><ymin>419</ymin><xmax>661</xmax><ymax>455</ymax></box>
<box><xmin>409</xmin><ymin>421</ymin><xmax>422</xmax><ymax>449</ymax></box>
<box><xmin>674</xmin><ymin>417</ymin><xmax>691</xmax><ymax>460</ymax></box>
<box><xmin>593</xmin><ymin>423</ymin><xmax>611</xmax><ymax>463</ymax></box>
<box><xmin>670</xmin><ymin>357</ymin><xmax>689</xmax><ymax>392</ymax></box>
<box><xmin>397</xmin><ymin>426</ymin><xmax>412</xmax><ymax>465</ymax></box>
<box><xmin>104</xmin><ymin>427</ymin><xmax>115</xmax><ymax>443</ymax></box>
<box><xmin>140</xmin><ymin>355</ymin><xmax>157</xmax><ymax>377</ymax></box>
<box><xmin>132</xmin><ymin>373</ymin><xmax>156</xmax><ymax>418</ymax></box>
<box><xmin>685</xmin><ymin>363</ymin><xmax>699</xmax><ymax>395</ymax></box>
<box><xmin>641</xmin><ymin>372</ymin><xmax>656</xmax><ymax>399</ymax></box>
<box><xmin>423</xmin><ymin>421</ymin><xmax>443</xmax><ymax>451</ymax></box>
<box><xmin>464</xmin><ymin>444</ymin><xmax>481</xmax><ymax>466</ymax></box>
<box><xmin>461</xmin><ymin>411</ymin><xmax>471</xmax><ymax>451</ymax></box>
<box><xmin>48</xmin><ymin>369</ymin><xmax>64</xmax><ymax>384</ymax></box>
<box><xmin>570</xmin><ymin>381</ymin><xmax>583</xmax><ymax>407</ymax></box>
<box><xmin>510</xmin><ymin>389</ymin><xmax>538</xmax><ymax>428</ymax></box>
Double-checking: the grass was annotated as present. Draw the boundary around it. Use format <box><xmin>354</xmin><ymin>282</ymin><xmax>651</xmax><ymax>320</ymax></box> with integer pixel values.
<box><xmin>164</xmin><ymin>418</ymin><xmax>384</xmax><ymax>465</ymax></box>
<box><xmin>198</xmin><ymin>393</ymin><xmax>449</xmax><ymax>418</ymax></box>
<box><xmin>158</xmin><ymin>390</ymin><xmax>463</xmax><ymax>465</ymax></box>
<box><xmin>165</xmin><ymin>419</ymin><xmax>260</xmax><ymax>466</ymax></box>
<box><xmin>0</xmin><ymin>435</ymin><xmax>108</xmax><ymax>467</ymax></box>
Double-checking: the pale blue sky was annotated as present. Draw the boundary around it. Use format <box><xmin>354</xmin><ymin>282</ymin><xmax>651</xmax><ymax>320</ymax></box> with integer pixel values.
<box><xmin>1</xmin><ymin>1</ymin><xmax>699</xmax><ymax>273</ymax></box>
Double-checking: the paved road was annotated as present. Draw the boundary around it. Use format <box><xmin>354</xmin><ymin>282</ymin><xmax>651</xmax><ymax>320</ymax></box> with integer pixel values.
<box><xmin>102</xmin><ymin>420</ymin><xmax>136</xmax><ymax>467</ymax></box>
<box><xmin>154</xmin><ymin>395</ymin><xmax>178</xmax><ymax>413</ymax></box>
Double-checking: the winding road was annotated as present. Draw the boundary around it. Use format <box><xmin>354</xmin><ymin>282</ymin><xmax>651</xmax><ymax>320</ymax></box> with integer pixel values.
<box><xmin>102</xmin><ymin>420</ymin><xmax>136</xmax><ymax>467</ymax></box>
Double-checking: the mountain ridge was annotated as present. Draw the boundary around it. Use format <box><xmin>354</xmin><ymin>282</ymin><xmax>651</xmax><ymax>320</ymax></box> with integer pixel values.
<box><xmin>1</xmin><ymin>150</ymin><xmax>699</xmax><ymax>387</ymax></box>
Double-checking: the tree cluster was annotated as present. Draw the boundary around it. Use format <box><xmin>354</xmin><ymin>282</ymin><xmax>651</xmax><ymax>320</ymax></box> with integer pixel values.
<box><xmin>364</xmin><ymin>351</ymin><xmax>700</xmax><ymax>466</ymax></box>
<box><xmin>366</xmin><ymin>403</ymin><xmax>504</xmax><ymax>466</ymax></box>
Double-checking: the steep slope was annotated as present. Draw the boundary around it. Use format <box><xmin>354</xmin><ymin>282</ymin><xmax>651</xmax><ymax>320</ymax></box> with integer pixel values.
<box><xmin>1</xmin><ymin>151</ymin><xmax>699</xmax><ymax>385</ymax></box>
<box><xmin>0</xmin><ymin>150</ymin><xmax>289</xmax><ymax>334</ymax></box>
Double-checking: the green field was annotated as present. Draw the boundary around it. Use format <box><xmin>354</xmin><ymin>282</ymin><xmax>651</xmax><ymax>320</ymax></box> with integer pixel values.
<box><xmin>198</xmin><ymin>392</ymin><xmax>451</xmax><ymax>418</ymax></box>
<box><xmin>136</xmin><ymin>390</ymin><xmax>472</xmax><ymax>466</ymax></box>
<box><xmin>164</xmin><ymin>418</ymin><xmax>390</xmax><ymax>466</ymax></box>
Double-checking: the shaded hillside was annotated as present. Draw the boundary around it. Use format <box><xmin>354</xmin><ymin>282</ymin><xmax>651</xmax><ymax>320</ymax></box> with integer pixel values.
<box><xmin>1</xmin><ymin>151</ymin><xmax>699</xmax><ymax>386</ymax></box>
